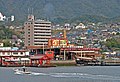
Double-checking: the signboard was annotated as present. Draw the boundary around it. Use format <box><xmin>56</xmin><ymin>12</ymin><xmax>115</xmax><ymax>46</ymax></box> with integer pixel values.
<box><xmin>50</xmin><ymin>38</ymin><xmax>68</xmax><ymax>47</ymax></box>
<box><xmin>46</xmin><ymin>51</ymin><xmax>54</xmax><ymax>58</ymax></box>
<box><xmin>52</xmin><ymin>40</ymin><xmax>59</xmax><ymax>46</ymax></box>
<box><xmin>4</xmin><ymin>57</ymin><xmax>20</xmax><ymax>62</ymax></box>
<box><xmin>60</xmin><ymin>40</ymin><xmax>67</xmax><ymax>46</ymax></box>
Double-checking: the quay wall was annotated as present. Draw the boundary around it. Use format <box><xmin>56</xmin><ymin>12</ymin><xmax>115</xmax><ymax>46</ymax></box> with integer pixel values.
<box><xmin>50</xmin><ymin>60</ymin><xmax>76</xmax><ymax>66</ymax></box>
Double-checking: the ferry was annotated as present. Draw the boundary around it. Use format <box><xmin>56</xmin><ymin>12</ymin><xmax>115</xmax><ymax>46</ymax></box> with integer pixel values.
<box><xmin>76</xmin><ymin>57</ymin><xmax>100</xmax><ymax>65</ymax></box>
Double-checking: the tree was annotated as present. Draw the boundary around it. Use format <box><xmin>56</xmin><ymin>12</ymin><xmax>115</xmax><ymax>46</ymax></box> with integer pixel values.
<box><xmin>105</xmin><ymin>38</ymin><xmax>120</xmax><ymax>49</ymax></box>
<box><xmin>116</xmin><ymin>32</ymin><xmax>120</xmax><ymax>35</ymax></box>
<box><xmin>3</xmin><ymin>39</ymin><xmax>12</xmax><ymax>47</ymax></box>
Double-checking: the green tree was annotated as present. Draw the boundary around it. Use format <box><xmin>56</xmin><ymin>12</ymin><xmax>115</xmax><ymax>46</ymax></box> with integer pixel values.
<box><xmin>105</xmin><ymin>38</ymin><xmax>120</xmax><ymax>49</ymax></box>
<box><xmin>3</xmin><ymin>39</ymin><xmax>12</xmax><ymax>47</ymax></box>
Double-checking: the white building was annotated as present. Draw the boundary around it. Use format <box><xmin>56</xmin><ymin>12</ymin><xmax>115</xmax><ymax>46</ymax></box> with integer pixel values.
<box><xmin>75</xmin><ymin>23</ymin><xmax>86</xmax><ymax>29</ymax></box>
<box><xmin>0</xmin><ymin>12</ymin><xmax>6</xmax><ymax>21</ymax></box>
<box><xmin>0</xmin><ymin>42</ymin><xmax>3</xmax><ymax>47</ymax></box>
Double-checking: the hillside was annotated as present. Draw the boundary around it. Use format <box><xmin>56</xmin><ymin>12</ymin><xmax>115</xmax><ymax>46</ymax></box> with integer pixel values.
<box><xmin>0</xmin><ymin>0</ymin><xmax>120</xmax><ymax>23</ymax></box>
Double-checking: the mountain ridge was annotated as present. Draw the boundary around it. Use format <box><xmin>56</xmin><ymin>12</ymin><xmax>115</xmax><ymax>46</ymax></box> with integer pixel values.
<box><xmin>0</xmin><ymin>0</ymin><xmax>120</xmax><ymax>23</ymax></box>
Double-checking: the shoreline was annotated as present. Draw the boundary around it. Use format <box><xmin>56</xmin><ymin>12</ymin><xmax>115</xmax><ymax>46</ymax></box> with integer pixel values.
<box><xmin>1</xmin><ymin>60</ymin><xmax>120</xmax><ymax>67</ymax></box>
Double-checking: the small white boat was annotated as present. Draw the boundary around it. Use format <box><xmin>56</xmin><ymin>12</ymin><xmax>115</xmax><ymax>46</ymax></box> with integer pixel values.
<box><xmin>14</xmin><ymin>68</ymin><xmax>31</xmax><ymax>74</ymax></box>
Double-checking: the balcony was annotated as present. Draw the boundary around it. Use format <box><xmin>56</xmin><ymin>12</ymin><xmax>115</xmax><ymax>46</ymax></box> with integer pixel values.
<box><xmin>34</xmin><ymin>30</ymin><xmax>51</xmax><ymax>32</ymax></box>
<box><xmin>34</xmin><ymin>36</ymin><xmax>51</xmax><ymax>38</ymax></box>
<box><xmin>34</xmin><ymin>33</ymin><xmax>51</xmax><ymax>35</ymax></box>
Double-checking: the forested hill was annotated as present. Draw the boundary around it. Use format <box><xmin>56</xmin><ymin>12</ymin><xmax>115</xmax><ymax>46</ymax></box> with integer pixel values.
<box><xmin>0</xmin><ymin>0</ymin><xmax>120</xmax><ymax>23</ymax></box>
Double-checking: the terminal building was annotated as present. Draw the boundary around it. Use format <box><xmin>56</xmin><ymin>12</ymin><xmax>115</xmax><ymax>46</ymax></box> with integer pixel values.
<box><xmin>23</xmin><ymin>14</ymin><xmax>101</xmax><ymax>66</ymax></box>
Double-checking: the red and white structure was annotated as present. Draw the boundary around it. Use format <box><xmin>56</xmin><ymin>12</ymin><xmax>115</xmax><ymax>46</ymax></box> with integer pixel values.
<box><xmin>0</xmin><ymin>47</ymin><xmax>29</xmax><ymax>66</ymax></box>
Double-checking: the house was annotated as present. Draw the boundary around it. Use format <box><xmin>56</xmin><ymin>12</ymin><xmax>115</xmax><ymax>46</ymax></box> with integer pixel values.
<box><xmin>0</xmin><ymin>12</ymin><xmax>6</xmax><ymax>21</ymax></box>
<box><xmin>75</xmin><ymin>23</ymin><xmax>86</xmax><ymax>29</ymax></box>
<box><xmin>0</xmin><ymin>42</ymin><xmax>4</xmax><ymax>47</ymax></box>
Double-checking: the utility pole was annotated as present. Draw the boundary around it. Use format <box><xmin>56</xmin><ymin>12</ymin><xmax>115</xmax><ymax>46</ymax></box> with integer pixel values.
<box><xmin>43</xmin><ymin>43</ymin><xmax>44</xmax><ymax>54</ymax></box>
<box><xmin>64</xmin><ymin>50</ymin><xmax>66</xmax><ymax>60</ymax></box>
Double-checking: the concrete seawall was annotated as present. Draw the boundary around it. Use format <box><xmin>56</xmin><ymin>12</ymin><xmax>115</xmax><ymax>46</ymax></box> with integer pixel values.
<box><xmin>104</xmin><ymin>59</ymin><xmax>120</xmax><ymax>63</ymax></box>
<box><xmin>50</xmin><ymin>60</ymin><xmax>76</xmax><ymax>66</ymax></box>
<box><xmin>101</xmin><ymin>59</ymin><xmax>120</xmax><ymax>66</ymax></box>
<box><xmin>51</xmin><ymin>59</ymin><xmax>120</xmax><ymax>66</ymax></box>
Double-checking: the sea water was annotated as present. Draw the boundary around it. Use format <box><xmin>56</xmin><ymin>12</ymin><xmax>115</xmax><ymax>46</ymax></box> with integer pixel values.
<box><xmin>0</xmin><ymin>66</ymin><xmax>120</xmax><ymax>82</ymax></box>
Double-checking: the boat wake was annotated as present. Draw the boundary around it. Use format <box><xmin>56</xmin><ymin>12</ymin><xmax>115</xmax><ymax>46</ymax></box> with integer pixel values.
<box><xmin>15</xmin><ymin>71</ymin><xmax>47</xmax><ymax>76</ymax></box>
<box><xmin>49</xmin><ymin>73</ymin><xmax>120</xmax><ymax>80</ymax></box>
<box><xmin>14</xmin><ymin>70</ymin><xmax>120</xmax><ymax>81</ymax></box>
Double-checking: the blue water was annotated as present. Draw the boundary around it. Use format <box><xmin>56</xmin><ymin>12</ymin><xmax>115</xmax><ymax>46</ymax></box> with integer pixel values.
<box><xmin>0</xmin><ymin>66</ymin><xmax>120</xmax><ymax>82</ymax></box>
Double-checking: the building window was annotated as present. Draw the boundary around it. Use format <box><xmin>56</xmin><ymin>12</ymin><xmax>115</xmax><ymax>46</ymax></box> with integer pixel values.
<box><xmin>2</xmin><ymin>52</ymin><xmax>5</xmax><ymax>55</ymax></box>
<box><xmin>13</xmin><ymin>52</ymin><xmax>18</xmax><ymax>55</ymax></box>
<box><xmin>21</xmin><ymin>52</ymin><xmax>23</xmax><ymax>54</ymax></box>
<box><xmin>7</xmin><ymin>52</ymin><xmax>10</xmax><ymax>55</ymax></box>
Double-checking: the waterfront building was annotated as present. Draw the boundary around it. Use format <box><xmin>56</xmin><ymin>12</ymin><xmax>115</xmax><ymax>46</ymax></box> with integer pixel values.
<box><xmin>0</xmin><ymin>47</ymin><xmax>29</xmax><ymax>66</ymax></box>
<box><xmin>0</xmin><ymin>47</ymin><xmax>54</xmax><ymax>66</ymax></box>
<box><xmin>24</xmin><ymin>15</ymin><xmax>51</xmax><ymax>47</ymax></box>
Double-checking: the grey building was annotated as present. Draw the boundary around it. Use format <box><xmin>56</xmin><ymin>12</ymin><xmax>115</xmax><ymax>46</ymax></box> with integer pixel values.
<box><xmin>24</xmin><ymin>15</ymin><xmax>51</xmax><ymax>47</ymax></box>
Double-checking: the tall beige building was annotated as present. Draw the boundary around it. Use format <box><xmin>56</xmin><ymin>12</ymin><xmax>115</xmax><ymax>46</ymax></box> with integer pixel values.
<box><xmin>24</xmin><ymin>15</ymin><xmax>51</xmax><ymax>47</ymax></box>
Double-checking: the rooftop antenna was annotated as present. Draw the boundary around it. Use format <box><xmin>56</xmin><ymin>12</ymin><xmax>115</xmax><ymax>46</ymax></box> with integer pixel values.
<box><xmin>28</xmin><ymin>8</ymin><xmax>33</xmax><ymax>15</ymax></box>
<box><xmin>32</xmin><ymin>8</ymin><xmax>33</xmax><ymax>15</ymax></box>
<box><xmin>27</xmin><ymin>8</ymin><xmax>34</xmax><ymax>21</ymax></box>
<box><xmin>28</xmin><ymin>8</ymin><xmax>30</xmax><ymax>15</ymax></box>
